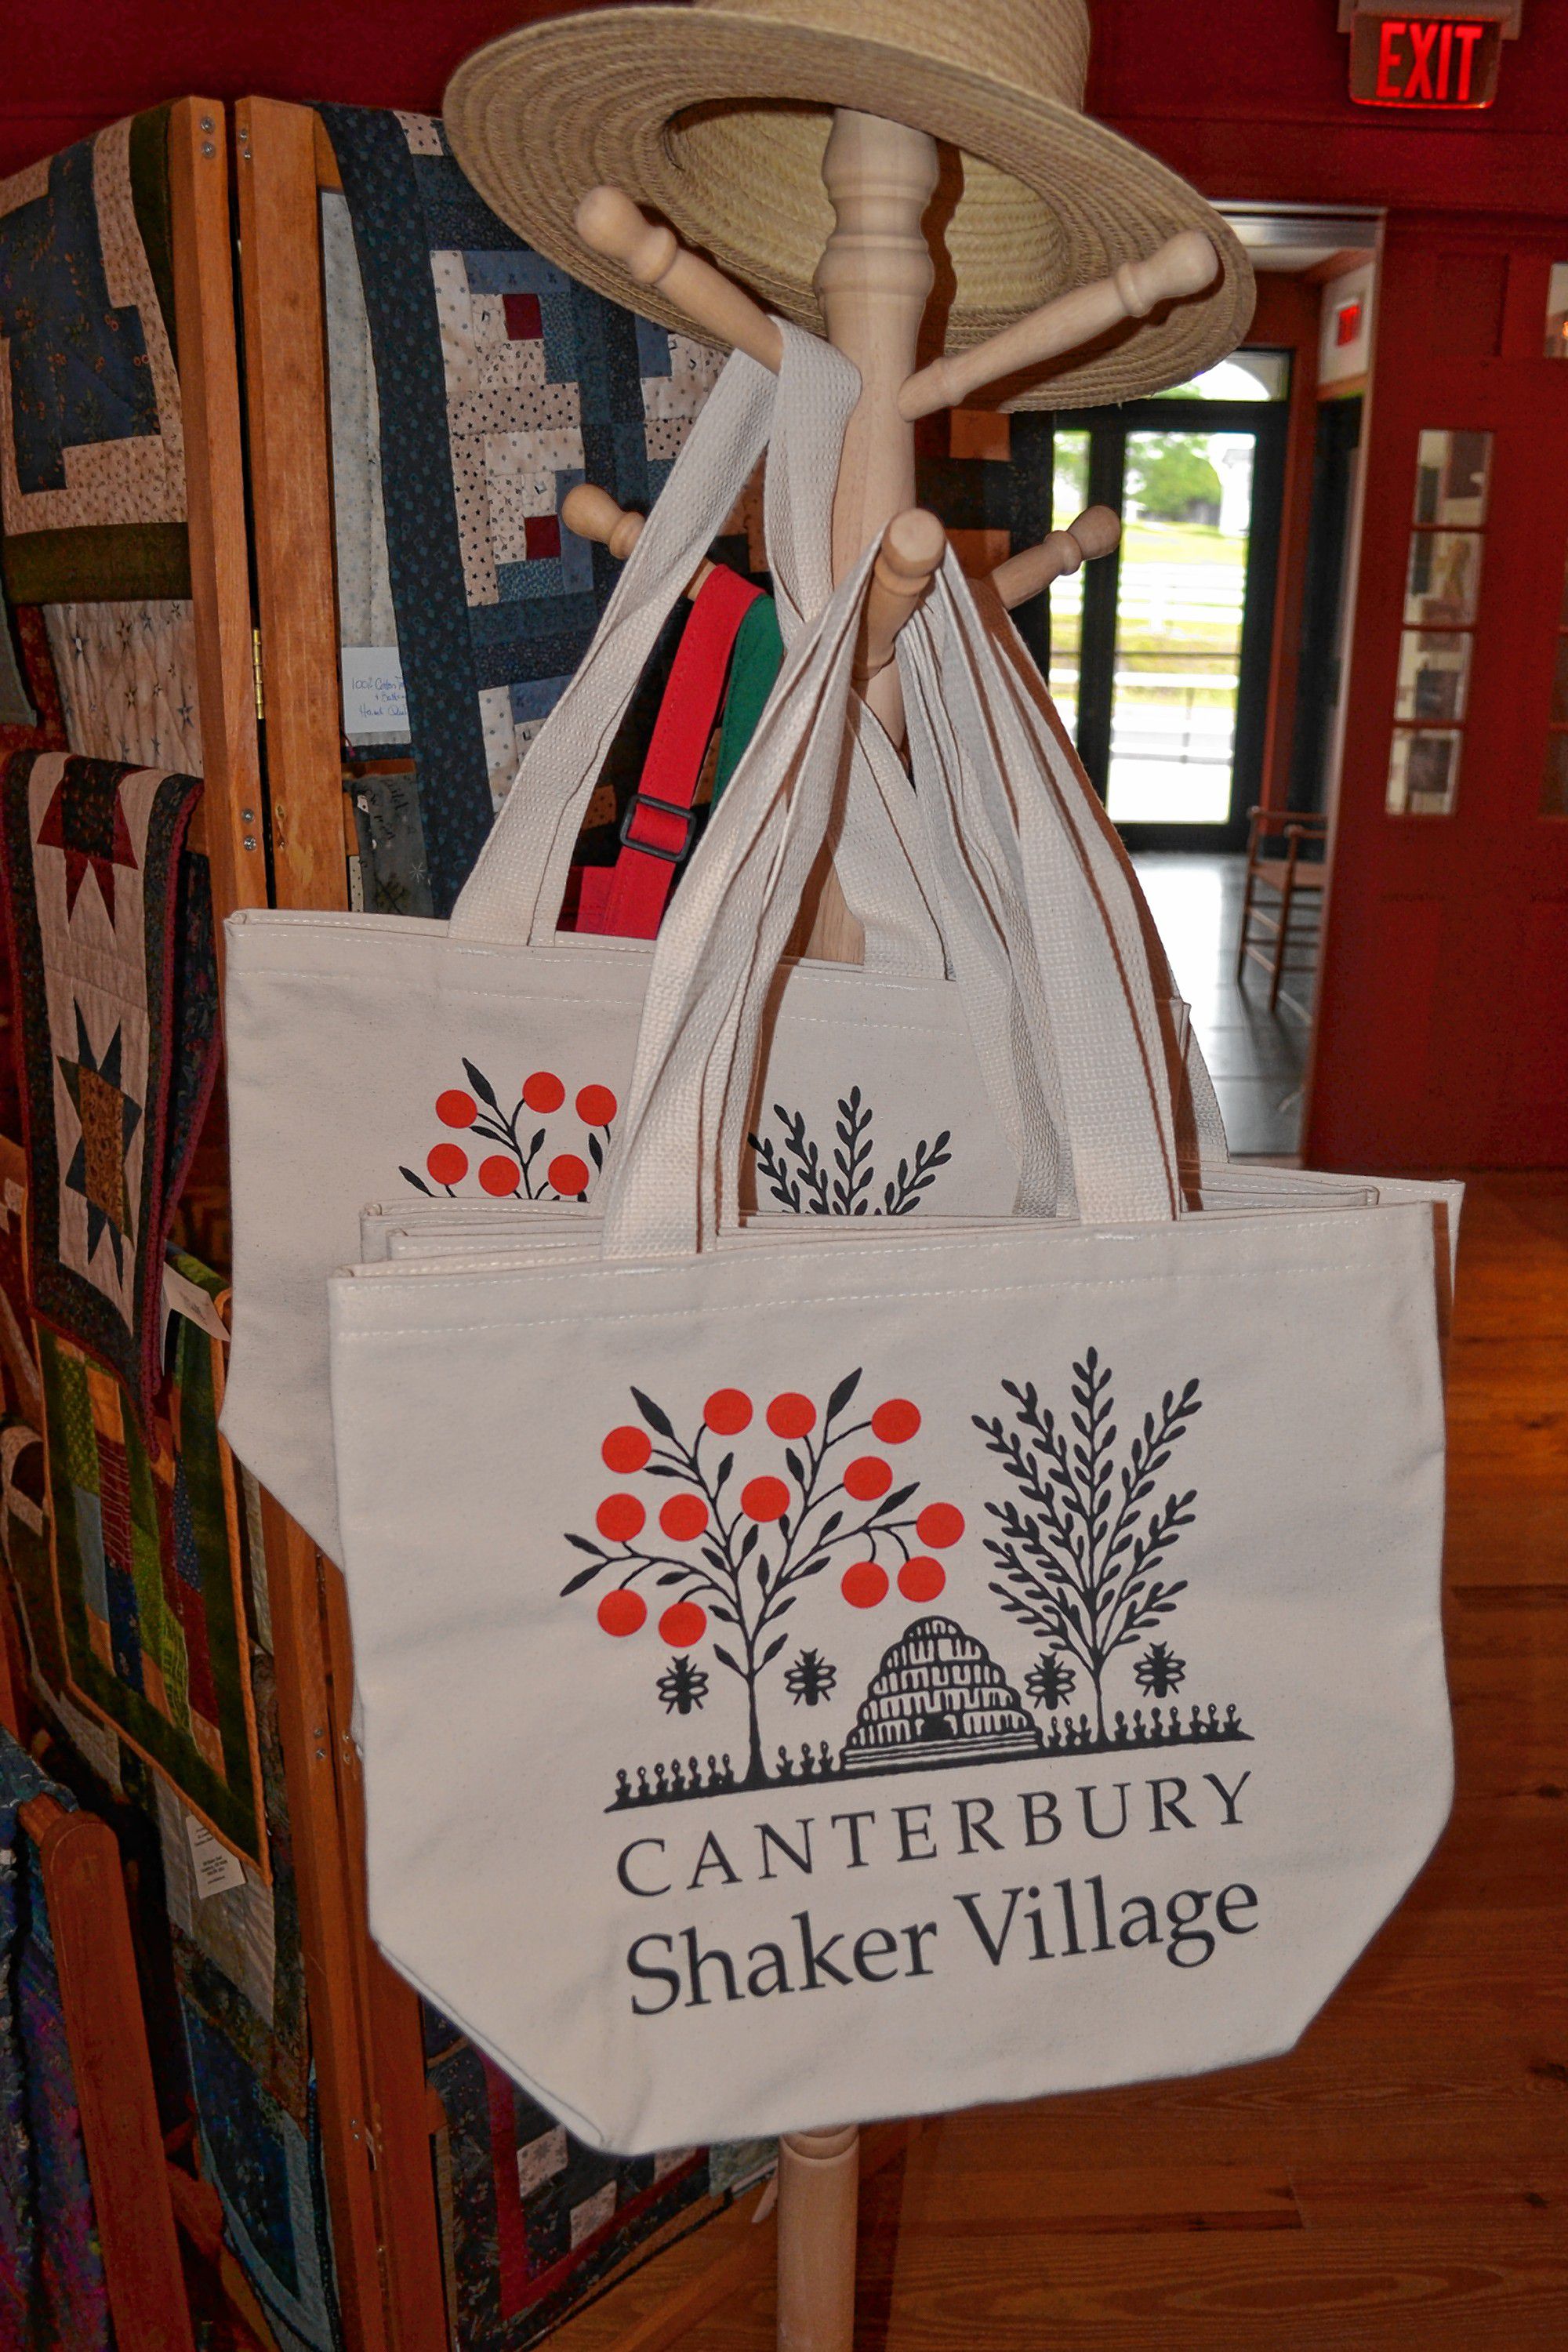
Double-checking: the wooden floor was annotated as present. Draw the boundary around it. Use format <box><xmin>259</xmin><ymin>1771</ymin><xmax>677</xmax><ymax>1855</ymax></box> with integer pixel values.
<box><xmin>557</xmin><ymin>1175</ymin><xmax>1568</xmax><ymax>2352</ymax></box>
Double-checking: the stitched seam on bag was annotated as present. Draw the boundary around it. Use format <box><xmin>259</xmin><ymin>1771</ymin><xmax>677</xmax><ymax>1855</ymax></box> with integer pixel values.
<box><xmin>331</xmin><ymin>1208</ymin><xmax>1426</xmax><ymax>1296</ymax></box>
<box><xmin>336</xmin><ymin>1254</ymin><xmax>1431</xmax><ymax>1338</ymax></box>
<box><xmin>234</xmin><ymin>972</ymin><xmax>967</xmax><ymax>1030</ymax></box>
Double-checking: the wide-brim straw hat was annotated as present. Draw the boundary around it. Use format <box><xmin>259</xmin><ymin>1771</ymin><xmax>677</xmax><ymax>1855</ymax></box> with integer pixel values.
<box><xmin>445</xmin><ymin>0</ymin><xmax>1254</xmax><ymax>408</ymax></box>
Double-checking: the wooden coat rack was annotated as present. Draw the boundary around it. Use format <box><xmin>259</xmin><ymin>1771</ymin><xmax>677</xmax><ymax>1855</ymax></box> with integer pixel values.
<box><xmin>563</xmin><ymin>107</ymin><xmax>1218</xmax><ymax>2351</ymax></box>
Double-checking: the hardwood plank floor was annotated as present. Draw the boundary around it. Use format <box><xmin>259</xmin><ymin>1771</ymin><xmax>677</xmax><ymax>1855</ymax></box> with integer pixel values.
<box><xmin>562</xmin><ymin>1174</ymin><xmax>1568</xmax><ymax>2351</ymax></box>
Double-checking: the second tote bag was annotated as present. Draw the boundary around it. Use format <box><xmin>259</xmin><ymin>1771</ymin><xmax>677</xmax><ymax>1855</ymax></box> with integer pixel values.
<box><xmin>322</xmin><ymin>539</ymin><xmax>1455</xmax><ymax>2155</ymax></box>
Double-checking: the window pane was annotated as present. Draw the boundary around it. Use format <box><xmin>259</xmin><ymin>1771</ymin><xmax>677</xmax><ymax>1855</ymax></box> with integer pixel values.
<box><xmin>1047</xmin><ymin>427</ymin><xmax>1091</xmax><ymax>740</ymax></box>
<box><xmin>1405</xmin><ymin>530</ymin><xmax>1483</xmax><ymax>626</ymax></box>
<box><xmin>1105</xmin><ymin>428</ymin><xmax>1251</xmax><ymax>825</ymax></box>
<box><xmin>1395</xmin><ymin>629</ymin><xmax>1472</xmax><ymax>724</ymax></box>
<box><xmin>1412</xmin><ymin>430</ymin><xmax>1491</xmax><ymax>526</ymax></box>
<box><xmin>1388</xmin><ymin>728</ymin><xmax>1461</xmax><ymax>816</ymax></box>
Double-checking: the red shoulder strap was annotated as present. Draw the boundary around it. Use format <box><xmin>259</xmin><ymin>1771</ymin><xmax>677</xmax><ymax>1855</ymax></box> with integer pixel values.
<box><xmin>579</xmin><ymin>564</ymin><xmax>760</xmax><ymax>941</ymax></box>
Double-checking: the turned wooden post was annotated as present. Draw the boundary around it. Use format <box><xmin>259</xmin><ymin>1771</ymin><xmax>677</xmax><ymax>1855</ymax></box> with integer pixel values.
<box><xmin>776</xmin><ymin>2122</ymin><xmax>861</xmax><ymax>2352</ymax></box>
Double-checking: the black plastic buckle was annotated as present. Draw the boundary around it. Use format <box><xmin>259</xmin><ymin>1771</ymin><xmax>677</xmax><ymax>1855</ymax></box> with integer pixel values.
<box><xmin>618</xmin><ymin>789</ymin><xmax>698</xmax><ymax>865</ymax></box>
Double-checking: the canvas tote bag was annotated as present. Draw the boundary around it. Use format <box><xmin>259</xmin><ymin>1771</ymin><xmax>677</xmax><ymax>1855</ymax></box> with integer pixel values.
<box><xmin>223</xmin><ymin>332</ymin><xmax>1045</xmax><ymax>1561</ymax></box>
<box><xmin>325</xmin><ymin>541</ymin><xmax>1454</xmax><ymax>2155</ymax></box>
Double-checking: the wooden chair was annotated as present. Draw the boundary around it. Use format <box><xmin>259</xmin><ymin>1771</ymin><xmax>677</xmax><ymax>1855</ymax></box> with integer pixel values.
<box><xmin>1235</xmin><ymin>804</ymin><xmax>1328</xmax><ymax>1012</ymax></box>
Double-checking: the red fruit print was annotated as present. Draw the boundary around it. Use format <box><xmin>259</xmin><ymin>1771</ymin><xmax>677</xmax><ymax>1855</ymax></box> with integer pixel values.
<box><xmin>766</xmin><ymin>1392</ymin><xmax>816</xmax><ymax>1439</ymax></box>
<box><xmin>479</xmin><ymin>1155</ymin><xmax>521</xmax><ymax>1196</ymax></box>
<box><xmin>576</xmin><ymin>1083</ymin><xmax>618</xmax><ymax>1127</ymax></box>
<box><xmin>659</xmin><ymin>1494</ymin><xmax>709</xmax><ymax>1542</ymax></box>
<box><xmin>703</xmin><ymin>1388</ymin><xmax>752</xmax><ymax>1436</ymax></box>
<box><xmin>596</xmin><ymin>1493</ymin><xmax>646</xmax><ymax>1543</ymax></box>
<box><xmin>522</xmin><ymin>1070</ymin><xmax>565</xmax><ymax>1113</ymax></box>
<box><xmin>844</xmin><ymin>1455</ymin><xmax>892</xmax><ymax>1501</ymax></box>
<box><xmin>601</xmin><ymin>1425</ymin><xmax>652</xmax><ymax>1474</ymax></box>
<box><xmin>548</xmin><ymin>1153</ymin><xmax>590</xmax><ymax>1196</ymax></box>
<box><xmin>597</xmin><ymin>1588</ymin><xmax>646</xmax><ymax>1636</ymax></box>
<box><xmin>741</xmin><ymin>1475</ymin><xmax>789</xmax><ymax>1523</ymax></box>
<box><xmin>841</xmin><ymin>1560</ymin><xmax>888</xmax><ymax>1608</ymax></box>
<box><xmin>898</xmin><ymin>1556</ymin><xmax>946</xmax><ymax>1602</ymax></box>
<box><xmin>916</xmin><ymin>1501</ymin><xmax>964</xmax><ymax>1548</ymax></box>
<box><xmin>659</xmin><ymin>1600</ymin><xmax>707</xmax><ymax>1647</ymax></box>
<box><xmin>871</xmin><ymin>1398</ymin><xmax>920</xmax><ymax>1444</ymax></box>
<box><xmin>426</xmin><ymin>1143</ymin><xmax>468</xmax><ymax>1186</ymax></box>
<box><xmin>436</xmin><ymin>1089</ymin><xmax>477</xmax><ymax>1128</ymax></box>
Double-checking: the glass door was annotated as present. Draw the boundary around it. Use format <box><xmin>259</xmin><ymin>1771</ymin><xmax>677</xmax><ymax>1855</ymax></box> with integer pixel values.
<box><xmin>1046</xmin><ymin>387</ymin><xmax>1288</xmax><ymax>850</ymax></box>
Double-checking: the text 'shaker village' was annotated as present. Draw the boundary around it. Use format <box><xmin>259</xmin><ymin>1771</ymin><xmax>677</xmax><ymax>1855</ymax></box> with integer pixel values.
<box><xmin>616</xmin><ymin>1767</ymin><xmax>1258</xmax><ymax>2014</ymax></box>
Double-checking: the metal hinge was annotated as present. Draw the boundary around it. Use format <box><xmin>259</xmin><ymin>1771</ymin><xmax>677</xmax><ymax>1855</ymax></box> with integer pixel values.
<box><xmin>252</xmin><ymin>626</ymin><xmax>264</xmax><ymax>722</ymax></box>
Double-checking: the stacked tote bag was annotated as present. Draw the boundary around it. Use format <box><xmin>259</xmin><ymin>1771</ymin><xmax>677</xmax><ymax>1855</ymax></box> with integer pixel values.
<box><xmin>301</xmin><ymin>354</ymin><xmax>1458</xmax><ymax>2155</ymax></box>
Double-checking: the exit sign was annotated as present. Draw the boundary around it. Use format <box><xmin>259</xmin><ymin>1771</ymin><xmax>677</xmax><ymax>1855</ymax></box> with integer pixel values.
<box><xmin>1348</xmin><ymin>14</ymin><xmax>1504</xmax><ymax>106</ymax></box>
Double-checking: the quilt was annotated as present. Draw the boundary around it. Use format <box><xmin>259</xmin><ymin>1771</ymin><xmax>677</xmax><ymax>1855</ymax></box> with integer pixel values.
<box><xmin>39</xmin><ymin>1249</ymin><xmax>267</xmax><ymax>1874</ymax></box>
<box><xmin>316</xmin><ymin>104</ymin><xmax>724</xmax><ymax>913</ymax></box>
<box><xmin>0</xmin><ymin>1732</ymin><xmax>112</xmax><ymax>2352</ymax></box>
<box><xmin>426</xmin><ymin>2005</ymin><xmax>772</xmax><ymax>2352</ymax></box>
<box><xmin>0</xmin><ymin>110</ymin><xmax>187</xmax><ymax>606</ymax></box>
<box><xmin>0</xmin><ymin>749</ymin><xmax>219</xmax><ymax>1425</ymax></box>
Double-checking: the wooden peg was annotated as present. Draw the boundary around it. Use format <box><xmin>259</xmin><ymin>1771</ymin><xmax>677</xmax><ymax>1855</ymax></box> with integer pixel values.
<box><xmin>560</xmin><ymin>482</ymin><xmax>714</xmax><ymax>600</ymax></box>
<box><xmin>854</xmin><ymin>507</ymin><xmax>946</xmax><ymax>684</ymax></box>
<box><xmin>898</xmin><ymin>230</ymin><xmax>1219</xmax><ymax>419</ymax></box>
<box><xmin>990</xmin><ymin>503</ymin><xmax>1121</xmax><ymax>611</ymax></box>
<box><xmin>575</xmin><ymin>187</ymin><xmax>785</xmax><ymax>375</ymax></box>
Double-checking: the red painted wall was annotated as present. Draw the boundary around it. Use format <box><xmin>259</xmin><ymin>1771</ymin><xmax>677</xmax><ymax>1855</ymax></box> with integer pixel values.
<box><xmin>5</xmin><ymin>0</ymin><xmax>1568</xmax><ymax>198</ymax></box>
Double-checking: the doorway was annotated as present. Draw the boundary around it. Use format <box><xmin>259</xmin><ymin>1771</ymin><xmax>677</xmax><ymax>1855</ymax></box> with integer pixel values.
<box><xmin>1044</xmin><ymin>372</ymin><xmax>1289</xmax><ymax>850</ymax></box>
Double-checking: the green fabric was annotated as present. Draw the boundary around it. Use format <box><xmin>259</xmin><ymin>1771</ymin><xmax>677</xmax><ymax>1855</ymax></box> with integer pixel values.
<box><xmin>127</xmin><ymin>105</ymin><xmax>177</xmax><ymax>370</ymax></box>
<box><xmin>41</xmin><ymin>1254</ymin><xmax>265</xmax><ymax>1871</ymax></box>
<box><xmin>1</xmin><ymin>521</ymin><xmax>191</xmax><ymax>604</ymax></box>
<box><xmin>710</xmin><ymin>593</ymin><xmax>783</xmax><ymax>810</ymax></box>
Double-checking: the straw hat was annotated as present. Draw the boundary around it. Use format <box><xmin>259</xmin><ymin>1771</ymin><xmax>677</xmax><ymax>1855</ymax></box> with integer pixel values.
<box><xmin>445</xmin><ymin>0</ymin><xmax>1254</xmax><ymax>408</ymax></box>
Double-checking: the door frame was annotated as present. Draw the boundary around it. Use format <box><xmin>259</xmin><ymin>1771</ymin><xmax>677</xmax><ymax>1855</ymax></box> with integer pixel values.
<box><xmin>1052</xmin><ymin>397</ymin><xmax>1290</xmax><ymax>853</ymax></box>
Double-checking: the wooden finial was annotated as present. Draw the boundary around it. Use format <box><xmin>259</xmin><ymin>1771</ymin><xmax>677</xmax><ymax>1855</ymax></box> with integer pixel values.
<box><xmin>575</xmin><ymin>187</ymin><xmax>785</xmax><ymax>374</ymax></box>
<box><xmin>991</xmin><ymin>503</ymin><xmax>1121</xmax><ymax>611</ymax></box>
<box><xmin>898</xmin><ymin>230</ymin><xmax>1218</xmax><ymax>419</ymax></box>
<box><xmin>855</xmin><ymin>507</ymin><xmax>946</xmax><ymax>682</ymax></box>
<box><xmin>560</xmin><ymin>481</ymin><xmax>715</xmax><ymax>599</ymax></box>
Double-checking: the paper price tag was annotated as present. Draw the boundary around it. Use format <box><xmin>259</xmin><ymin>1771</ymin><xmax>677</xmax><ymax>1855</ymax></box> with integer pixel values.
<box><xmin>341</xmin><ymin>645</ymin><xmax>410</xmax><ymax>742</ymax></box>
<box><xmin>184</xmin><ymin>1810</ymin><xmax>247</xmax><ymax>1898</ymax></box>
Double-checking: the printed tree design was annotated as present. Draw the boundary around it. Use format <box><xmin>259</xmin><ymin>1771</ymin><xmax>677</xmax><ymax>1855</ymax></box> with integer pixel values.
<box><xmin>561</xmin><ymin>1373</ymin><xmax>965</xmax><ymax>1788</ymax></box>
<box><xmin>402</xmin><ymin>1062</ymin><xmax>617</xmax><ymax>1202</ymax></box>
<box><xmin>750</xmin><ymin>1089</ymin><xmax>953</xmax><ymax>1216</ymax></box>
<box><xmin>976</xmin><ymin>1353</ymin><xmax>1203</xmax><ymax>1742</ymax></box>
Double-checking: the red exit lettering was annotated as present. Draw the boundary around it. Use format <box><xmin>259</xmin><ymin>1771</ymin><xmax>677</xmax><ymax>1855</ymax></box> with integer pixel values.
<box><xmin>1349</xmin><ymin>15</ymin><xmax>1500</xmax><ymax>108</ymax></box>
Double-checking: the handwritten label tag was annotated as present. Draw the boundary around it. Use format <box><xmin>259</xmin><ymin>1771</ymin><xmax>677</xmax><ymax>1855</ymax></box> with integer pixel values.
<box><xmin>341</xmin><ymin>645</ymin><xmax>410</xmax><ymax>743</ymax></box>
<box><xmin>184</xmin><ymin>1810</ymin><xmax>247</xmax><ymax>1898</ymax></box>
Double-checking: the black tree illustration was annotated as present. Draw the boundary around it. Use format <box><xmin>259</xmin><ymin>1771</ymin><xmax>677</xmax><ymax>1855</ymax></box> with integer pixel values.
<box><xmin>561</xmin><ymin>1373</ymin><xmax>955</xmax><ymax>1788</ymax></box>
<box><xmin>975</xmin><ymin>1353</ymin><xmax>1203</xmax><ymax>1741</ymax></box>
<box><xmin>749</xmin><ymin>1091</ymin><xmax>952</xmax><ymax>1217</ymax></box>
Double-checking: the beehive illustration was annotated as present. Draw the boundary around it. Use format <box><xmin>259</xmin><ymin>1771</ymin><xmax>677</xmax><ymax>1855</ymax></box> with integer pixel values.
<box><xmin>840</xmin><ymin>1614</ymin><xmax>1045</xmax><ymax>1777</ymax></box>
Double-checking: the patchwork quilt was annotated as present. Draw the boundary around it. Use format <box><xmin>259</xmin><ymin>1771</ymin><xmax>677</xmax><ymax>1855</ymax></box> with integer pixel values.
<box><xmin>0</xmin><ymin>750</ymin><xmax>218</xmax><ymax>1427</ymax></box>
<box><xmin>0</xmin><ymin>110</ymin><xmax>187</xmax><ymax>606</ymax></box>
<box><xmin>316</xmin><ymin>105</ymin><xmax>724</xmax><ymax>913</ymax></box>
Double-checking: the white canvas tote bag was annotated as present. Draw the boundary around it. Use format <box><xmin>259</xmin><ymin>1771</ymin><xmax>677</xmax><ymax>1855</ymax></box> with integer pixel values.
<box><xmin>325</xmin><ymin>543</ymin><xmax>1454</xmax><ymax>2155</ymax></box>
<box><xmin>223</xmin><ymin>334</ymin><xmax>1036</xmax><ymax>1560</ymax></box>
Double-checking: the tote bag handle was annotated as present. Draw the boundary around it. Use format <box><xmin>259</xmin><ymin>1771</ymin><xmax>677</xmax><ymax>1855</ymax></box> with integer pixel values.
<box><xmin>448</xmin><ymin>333</ymin><xmax>948</xmax><ymax>978</ymax></box>
<box><xmin>599</xmin><ymin>546</ymin><xmax>1181</xmax><ymax>1262</ymax></box>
